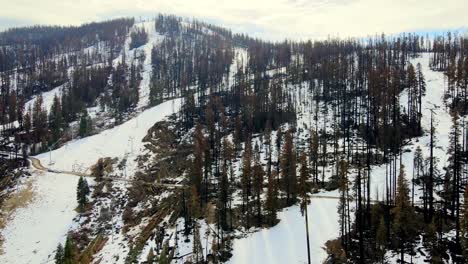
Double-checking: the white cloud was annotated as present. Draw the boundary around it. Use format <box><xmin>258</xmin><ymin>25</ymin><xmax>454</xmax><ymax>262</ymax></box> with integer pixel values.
<box><xmin>0</xmin><ymin>0</ymin><xmax>467</xmax><ymax>40</ymax></box>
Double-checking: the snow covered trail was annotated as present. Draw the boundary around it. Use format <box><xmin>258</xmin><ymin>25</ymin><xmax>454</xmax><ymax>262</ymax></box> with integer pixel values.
<box><xmin>0</xmin><ymin>98</ymin><xmax>181</xmax><ymax>264</ymax></box>
<box><xmin>229</xmin><ymin>196</ymin><xmax>340</xmax><ymax>264</ymax></box>
<box><xmin>370</xmin><ymin>53</ymin><xmax>451</xmax><ymax>201</ymax></box>
<box><xmin>24</xmin><ymin>84</ymin><xmax>64</xmax><ymax>114</ymax></box>
<box><xmin>36</xmin><ymin>98</ymin><xmax>182</xmax><ymax>175</ymax></box>
<box><xmin>133</xmin><ymin>21</ymin><xmax>164</xmax><ymax>110</ymax></box>
<box><xmin>113</xmin><ymin>20</ymin><xmax>165</xmax><ymax>110</ymax></box>
<box><xmin>0</xmin><ymin>171</ymin><xmax>79</xmax><ymax>264</ymax></box>
<box><xmin>228</xmin><ymin>53</ymin><xmax>449</xmax><ymax>264</ymax></box>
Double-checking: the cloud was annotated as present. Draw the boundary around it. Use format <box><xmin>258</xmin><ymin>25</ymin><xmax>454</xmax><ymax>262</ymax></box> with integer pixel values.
<box><xmin>0</xmin><ymin>0</ymin><xmax>467</xmax><ymax>40</ymax></box>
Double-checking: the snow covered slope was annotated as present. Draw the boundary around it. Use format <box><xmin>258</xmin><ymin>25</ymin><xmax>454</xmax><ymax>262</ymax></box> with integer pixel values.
<box><xmin>369</xmin><ymin>53</ymin><xmax>451</xmax><ymax>201</ymax></box>
<box><xmin>222</xmin><ymin>53</ymin><xmax>452</xmax><ymax>264</ymax></box>
<box><xmin>36</xmin><ymin>98</ymin><xmax>181</xmax><ymax>174</ymax></box>
<box><xmin>229</xmin><ymin>197</ymin><xmax>339</xmax><ymax>264</ymax></box>
<box><xmin>0</xmin><ymin>98</ymin><xmax>181</xmax><ymax>264</ymax></box>
<box><xmin>0</xmin><ymin>172</ymin><xmax>78</xmax><ymax>264</ymax></box>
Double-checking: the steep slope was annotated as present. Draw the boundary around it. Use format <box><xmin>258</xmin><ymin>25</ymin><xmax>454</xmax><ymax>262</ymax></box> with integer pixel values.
<box><xmin>0</xmin><ymin>99</ymin><xmax>181</xmax><ymax>264</ymax></box>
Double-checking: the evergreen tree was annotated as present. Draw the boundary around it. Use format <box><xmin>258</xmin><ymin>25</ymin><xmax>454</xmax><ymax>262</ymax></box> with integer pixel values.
<box><xmin>54</xmin><ymin>243</ymin><xmax>64</xmax><ymax>264</ymax></box>
<box><xmin>280</xmin><ymin>129</ymin><xmax>297</xmax><ymax>205</ymax></box>
<box><xmin>416</xmin><ymin>63</ymin><xmax>426</xmax><ymax>131</ymax></box>
<box><xmin>241</xmin><ymin>138</ymin><xmax>252</xmax><ymax>226</ymax></box>
<box><xmin>193</xmin><ymin>222</ymin><xmax>203</xmax><ymax>263</ymax></box>
<box><xmin>78</xmin><ymin>110</ymin><xmax>91</xmax><ymax>137</ymax></box>
<box><xmin>299</xmin><ymin>152</ymin><xmax>310</xmax><ymax>202</ymax></box>
<box><xmin>146</xmin><ymin>247</ymin><xmax>155</xmax><ymax>263</ymax></box>
<box><xmin>49</xmin><ymin>94</ymin><xmax>63</xmax><ymax>142</ymax></box>
<box><xmin>337</xmin><ymin>160</ymin><xmax>350</xmax><ymax>249</ymax></box>
<box><xmin>190</xmin><ymin>185</ymin><xmax>201</xmax><ymax>219</ymax></box>
<box><xmin>192</xmin><ymin>122</ymin><xmax>205</xmax><ymax>196</ymax></box>
<box><xmin>252</xmin><ymin>142</ymin><xmax>265</xmax><ymax>226</ymax></box>
<box><xmin>461</xmin><ymin>187</ymin><xmax>468</xmax><ymax>258</ymax></box>
<box><xmin>77</xmin><ymin>176</ymin><xmax>90</xmax><ymax>212</ymax></box>
<box><xmin>376</xmin><ymin>217</ymin><xmax>387</xmax><ymax>262</ymax></box>
<box><xmin>159</xmin><ymin>241</ymin><xmax>171</xmax><ymax>264</ymax></box>
<box><xmin>392</xmin><ymin>165</ymin><xmax>417</xmax><ymax>263</ymax></box>
<box><xmin>265</xmin><ymin>171</ymin><xmax>278</xmax><ymax>225</ymax></box>
<box><xmin>219</xmin><ymin>154</ymin><xmax>229</xmax><ymax>230</ymax></box>
<box><xmin>63</xmin><ymin>236</ymin><xmax>74</xmax><ymax>264</ymax></box>
<box><xmin>309</xmin><ymin>129</ymin><xmax>319</xmax><ymax>185</ymax></box>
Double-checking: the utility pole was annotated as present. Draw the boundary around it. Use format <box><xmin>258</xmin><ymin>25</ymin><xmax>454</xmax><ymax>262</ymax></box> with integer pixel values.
<box><xmin>303</xmin><ymin>196</ymin><xmax>311</xmax><ymax>264</ymax></box>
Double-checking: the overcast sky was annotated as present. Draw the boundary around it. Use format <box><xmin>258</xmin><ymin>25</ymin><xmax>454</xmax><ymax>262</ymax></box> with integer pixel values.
<box><xmin>1</xmin><ymin>0</ymin><xmax>467</xmax><ymax>40</ymax></box>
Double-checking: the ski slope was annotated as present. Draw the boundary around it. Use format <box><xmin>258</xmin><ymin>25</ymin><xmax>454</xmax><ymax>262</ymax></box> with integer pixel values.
<box><xmin>229</xmin><ymin>196</ymin><xmax>340</xmax><ymax>264</ymax></box>
<box><xmin>24</xmin><ymin>84</ymin><xmax>64</xmax><ymax>114</ymax></box>
<box><xmin>369</xmin><ymin>53</ymin><xmax>451</xmax><ymax>202</ymax></box>
<box><xmin>0</xmin><ymin>172</ymin><xmax>79</xmax><ymax>264</ymax></box>
<box><xmin>0</xmin><ymin>98</ymin><xmax>181</xmax><ymax>264</ymax></box>
<box><xmin>36</xmin><ymin>98</ymin><xmax>181</xmax><ymax>174</ymax></box>
<box><xmin>226</xmin><ymin>53</ymin><xmax>451</xmax><ymax>264</ymax></box>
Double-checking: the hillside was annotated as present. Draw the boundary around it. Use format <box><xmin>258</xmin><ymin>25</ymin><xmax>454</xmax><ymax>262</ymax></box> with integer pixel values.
<box><xmin>0</xmin><ymin>15</ymin><xmax>467</xmax><ymax>264</ymax></box>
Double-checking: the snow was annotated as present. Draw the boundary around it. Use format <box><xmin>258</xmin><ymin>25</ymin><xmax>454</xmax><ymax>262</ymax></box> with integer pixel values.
<box><xmin>24</xmin><ymin>84</ymin><xmax>64</xmax><ymax>113</ymax></box>
<box><xmin>112</xmin><ymin>21</ymin><xmax>165</xmax><ymax>110</ymax></box>
<box><xmin>370</xmin><ymin>53</ymin><xmax>452</xmax><ymax>201</ymax></box>
<box><xmin>37</xmin><ymin>98</ymin><xmax>182</xmax><ymax>174</ymax></box>
<box><xmin>0</xmin><ymin>121</ymin><xmax>19</xmax><ymax>131</ymax></box>
<box><xmin>0</xmin><ymin>98</ymin><xmax>181</xmax><ymax>264</ymax></box>
<box><xmin>0</xmin><ymin>172</ymin><xmax>79</xmax><ymax>264</ymax></box>
<box><xmin>134</xmin><ymin>21</ymin><xmax>165</xmax><ymax>110</ymax></box>
<box><xmin>1</xmin><ymin>40</ymin><xmax>455</xmax><ymax>264</ymax></box>
<box><xmin>229</xmin><ymin>197</ymin><xmax>340</xmax><ymax>264</ymax></box>
<box><xmin>223</xmin><ymin>53</ymin><xmax>453</xmax><ymax>264</ymax></box>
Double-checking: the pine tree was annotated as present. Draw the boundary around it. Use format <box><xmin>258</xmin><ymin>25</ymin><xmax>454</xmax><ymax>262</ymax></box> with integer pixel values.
<box><xmin>309</xmin><ymin>129</ymin><xmax>319</xmax><ymax>185</ymax></box>
<box><xmin>32</xmin><ymin>94</ymin><xmax>48</xmax><ymax>142</ymax></box>
<box><xmin>146</xmin><ymin>247</ymin><xmax>155</xmax><ymax>263</ymax></box>
<box><xmin>63</xmin><ymin>236</ymin><xmax>74</xmax><ymax>264</ymax></box>
<box><xmin>190</xmin><ymin>185</ymin><xmax>201</xmax><ymax>219</ymax></box>
<box><xmin>376</xmin><ymin>217</ymin><xmax>387</xmax><ymax>262</ymax></box>
<box><xmin>192</xmin><ymin>122</ymin><xmax>205</xmax><ymax>196</ymax></box>
<box><xmin>159</xmin><ymin>241</ymin><xmax>171</xmax><ymax>264</ymax></box>
<box><xmin>23</xmin><ymin>106</ymin><xmax>32</xmax><ymax>133</ymax></box>
<box><xmin>406</xmin><ymin>63</ymin><xmax>419</xmax><ymax>132</ymax></box>
<box><xmin>413</xmin><ymin>146</ymin><xmax>423</xmax><ymax>208</ymax></box>
<box><xmin>49</xmin><ymin>94</ymin><xmax>63</xmax><ymax>142</ymax></box>
<box><xmin>219</xmin><ymin>156</ymin><xmax>229</xmax><ymax>230</ymax></box>
<box><xmin>265</xmin><ymin>171</ymin><xmax>278</xmax><ymax>226</ymax></box>
<box><xmin>221</xmin><ymin>137</ymin><xmax>235</xmax><ymax>230</ymax></box>
<box><xmin>461</xmin><ymin>187</ymin><xmax>468</xmax><ymax>258</ymax></box>
<box><xmin>281</xmin><ymin>129</ymin><xmax>297</xmax><ymax>206</ymax></box>
<box><xmin>275</xmin><ymin>127</ymin><xmax>283</xmax><ymax>175</ymax></box>
<box><xmin>54</xmin><ymin>243</ymin><xmax>64</xmax><ymax>264</ymax></box>
<box><xmin>392</xmin><ymin>165</ymin><xmax>417</xmax><ymax>263</ymax></box>
<box><xmin>252</xmin><ymin>142</ymin><xmax>265</xmax><ymax>226</ymax></box>
<box><xmin>448</xmin><ymin>110</ymin><xmax>462</xmax><ymax>248</ymax></box>
<box><xmin>241</xmin><ymin>138</ymin><xmax>252</xmax><ymax>226</ymax></box>
<box><xmin>426</xmin><ymin>217</ymin><xmax>444</xmax><ymax>263</ymax></box>
<box><xmin>299</xmin><ymin>152</ymin><xmax>309</xmax><ymax>203</ymax></box>
<box><xmin>77</xmin><ymin>176</ymin><xmax>90</xmax><ymax>212</ymax></box>
<box><xmin>337</xmin><ymin>159</ymin><xmax>350</xmax><ymax>249</ymax></box>
<box><xmin>193</xmin><ymin>222</ymin><xmax>203</xmax><ymax>263</ymax></box>
<box><xmin>416</xmin><ymin>63</ymin><xmax>426</xmax><ymax>132</ymax></box>
<box><xmin>78</xmin><ymin>110</ymin><xmax>91</xmax><ymax>137</ymax></box>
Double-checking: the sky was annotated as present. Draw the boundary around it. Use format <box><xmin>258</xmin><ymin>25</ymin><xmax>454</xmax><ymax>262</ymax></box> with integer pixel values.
<box><xmin>0</xmin><ymin>0</ymin><xmax>467</xmax><ymax>40</ymax></box>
